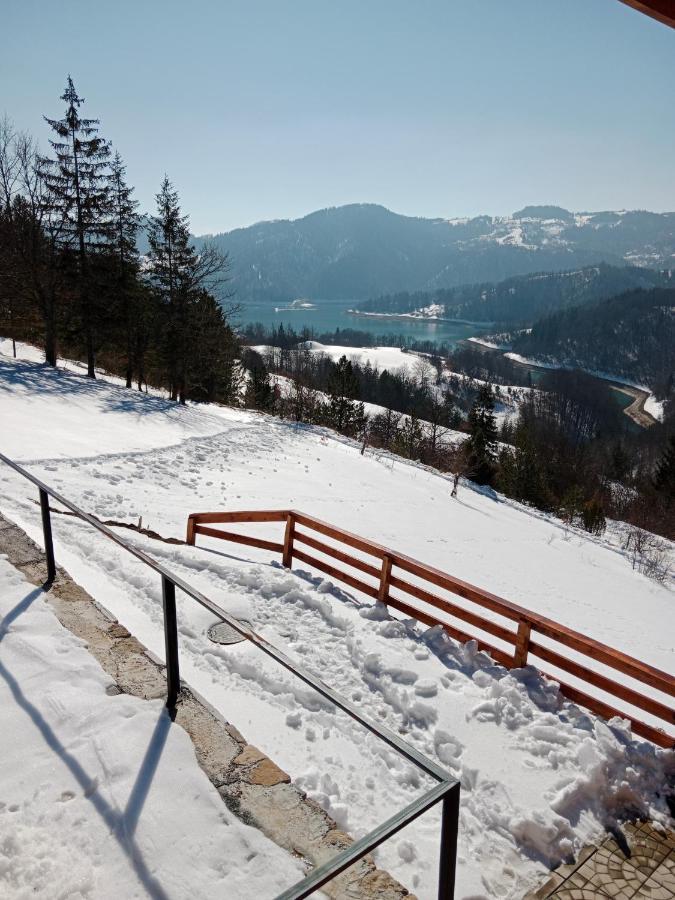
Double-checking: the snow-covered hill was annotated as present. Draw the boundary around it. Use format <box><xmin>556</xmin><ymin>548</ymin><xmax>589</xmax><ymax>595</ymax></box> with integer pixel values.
<box><xmin>0</xmin><ymin>341</ymin><xmax>673</xmax><ymax>899</ymax></box>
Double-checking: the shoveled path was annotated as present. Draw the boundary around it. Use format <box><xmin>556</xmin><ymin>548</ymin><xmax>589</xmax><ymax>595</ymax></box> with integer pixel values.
<box><xmin>0</xmin><ymin>511</ymin><xmax>413</xmax><ymax>900</ymax></box>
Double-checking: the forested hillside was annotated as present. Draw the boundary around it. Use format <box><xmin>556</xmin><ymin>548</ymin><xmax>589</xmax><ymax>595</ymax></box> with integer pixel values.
<box><xmin>512</xmin><ymin>288</ymin><xmax>675</xmax><ymax>392</ymax></box>
<box><xmin>362</xmin><ymin>264</ymin><xmax>673</xmax><ymax>325</ymax></box>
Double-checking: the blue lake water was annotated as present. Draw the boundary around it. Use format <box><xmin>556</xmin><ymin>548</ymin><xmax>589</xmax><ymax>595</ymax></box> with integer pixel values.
<box><xmin>237</xmin><ymin>298</ymin><xmax>487</xmax><ymax>347</ymax></box>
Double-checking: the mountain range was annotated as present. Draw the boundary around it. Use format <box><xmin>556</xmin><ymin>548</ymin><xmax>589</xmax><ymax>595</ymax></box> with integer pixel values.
<box><xmin>191</xmin><ymin>203</ymin><xmax>675</xmax><ymax>304</ymax></box>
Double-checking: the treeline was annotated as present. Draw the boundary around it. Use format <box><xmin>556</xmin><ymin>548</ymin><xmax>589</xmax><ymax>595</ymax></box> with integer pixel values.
<box><xmin>241</xmin><ymin>321</ymin><xmax>453</xmax><ymax>355</ymax></box>
<box><xmin>243</xmin><ymin>322</ymin><xmax>535</xmax><ymax>388</ymax></box>
<box><xmin>0</xmin><ymin>78</ymin><xmax>239</xmax><ymax>403</ymax></box>
<box><xmin>362</xmin><ymin>264</ymin><xmax>671</xmax><ymax>326</ymax></box>
<box><xmin>449</xmin><ymin>344</ymin><xmax>533</xmax><ymax>387</ymax></box>
<box><xmin>512</xmin><ymin>288</ymin><xmax>675</xmax><ymax>397</ymax></box>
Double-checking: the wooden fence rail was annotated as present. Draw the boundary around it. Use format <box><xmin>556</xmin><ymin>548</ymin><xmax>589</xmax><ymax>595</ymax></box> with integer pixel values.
<box><xmin>186</xmin><ymin>509</ymin><xmax>674</xmax><ymax>749</ymax></box>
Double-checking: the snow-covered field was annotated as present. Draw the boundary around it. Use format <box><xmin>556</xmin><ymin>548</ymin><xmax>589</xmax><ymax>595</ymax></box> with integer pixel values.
<box><xmin>295</xmin><ymin>341</ymin><xmax>422</xmax><ymax>376</ymax></box>
<box><xmin>0</xmin><ymin>340</ymin><xmax>673</xmax><ymax>899</ymax></box>
<box><xmin>0</xmin><ymin>556</ymin><xmax>304</xmax><ymax>899</ymax></box>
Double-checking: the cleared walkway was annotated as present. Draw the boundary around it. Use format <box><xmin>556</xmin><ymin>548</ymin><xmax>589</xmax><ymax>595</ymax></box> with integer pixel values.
<box><xmin>529</xmin><ymin>820</ymin><xmax>675</xmax><ymax>899</ymax></box>
<box><xmin>0</xmin><ymin>512</ymin><xmax>413</xmax><ymax>899</ymax></box>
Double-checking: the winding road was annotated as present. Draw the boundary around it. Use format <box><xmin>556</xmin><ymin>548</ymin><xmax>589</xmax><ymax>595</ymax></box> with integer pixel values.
<box><xmin>463</xmin><ymin>340</ymin><xmax>658</xmax><ymax>428</ymax></box>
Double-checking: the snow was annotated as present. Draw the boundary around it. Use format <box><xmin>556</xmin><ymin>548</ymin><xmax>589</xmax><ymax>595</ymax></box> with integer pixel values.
<box><xmin>467</xmin><ymin>336</ymin><xmax>509</xmax><ymax>351</ymax></box>
<box><xmin>504</xmin><ymin>352</ymin><xmax>560</xmax><ymax>370</ymax></box>
<box><xmin>0</xmin><ymin>339</ymin><xmax>673</xmax><ymax>900</ymax></box>
<box><xmin>0</xmin><ymin>555</ymin><xmax>304</xmax><ymax>899</ymax></box>
<box><xmin>290</xmin><ymin>342</ymin><xmax>421</xmax><ymax>376</ymax></box>
<box><xmin>645</xmin><ymin>395</ymin><xmax>665</xmax><ymax>421</ymax></box>
<box><xmin>0</xmin><ymin>339</ymin><xmax>237</xmax><ymax>459</ymax></box>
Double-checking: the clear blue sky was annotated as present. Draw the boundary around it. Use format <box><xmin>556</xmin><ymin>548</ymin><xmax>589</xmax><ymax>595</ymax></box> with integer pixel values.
<box><xmin>3</xmin><ymin>0</ymin><xmax>674</xmax><ymax>234</ymax></box>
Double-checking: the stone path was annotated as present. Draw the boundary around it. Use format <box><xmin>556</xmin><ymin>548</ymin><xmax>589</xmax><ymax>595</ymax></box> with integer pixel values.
<box><xmin>0</xmin><ymin>511</ymin><xmax>413</xmax><ymax>900</ymax></box>
<box><xmin>528</xmin><ymin>821</ymin><xmax>675</xmax><ymax>899</ymax></box>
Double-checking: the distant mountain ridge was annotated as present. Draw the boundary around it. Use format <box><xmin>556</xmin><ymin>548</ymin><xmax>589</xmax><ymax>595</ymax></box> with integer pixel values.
<box><xmin>190</xmin><ymin>203</ymin><xmax>675</xmax><ymax>304</ymax></box>
<box><xmin>362</xmin><ymin>263</ymin><xmax>674</xmax><ymax>326</ymax></box>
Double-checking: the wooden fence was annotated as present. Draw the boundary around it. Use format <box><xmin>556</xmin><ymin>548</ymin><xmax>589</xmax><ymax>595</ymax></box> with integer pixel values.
<box><xmin>186</xmin><ymin>509</ymin><xmax>674</xmax><ymax>749</ymax></box>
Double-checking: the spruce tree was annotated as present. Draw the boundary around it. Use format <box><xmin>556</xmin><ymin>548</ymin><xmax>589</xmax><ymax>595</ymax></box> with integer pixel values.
<box><xmin>107</xmin><ymin>151</ymin><xmax>140</xmax><ymax>387</ymax></box>
<box><xmin>147</xmin><ymin>176</ymin><xmax>197</xmax><ymax>402</ymax></box>
<box><xmin>40</xmin><ymin>76</ymin><xmax>112</xmax><ymax>377</ymax></box>
<box><xmin>325</xmin><ymin>356</ymin><xmax>365</xmax><ymax>435</ymax></box>
<box><xmin>467</xmin><ymin>383</ymin><xmax>498</xmax><ymax>484</ymax></box>
<box><xmin>190</xmin><ymin>292</ymin><xmax>240</xmax><ymax>403</ymax></box>
<box><xmin>243</xmin><ymin>348</ymin><xmax>273</xmax><ymax>410</ymax></box>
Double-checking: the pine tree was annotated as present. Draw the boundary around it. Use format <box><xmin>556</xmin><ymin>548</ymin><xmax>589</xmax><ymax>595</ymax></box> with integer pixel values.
<box><xmin>243</xmin><ymin>348</ymin><xmax>273</xmax><ymax>410</ymax></box>
<box><xmin>189</xmin><ymin>292</ymin><xmax>240</xmax><ymax>403</ymax></box>
<box><xmin>467</xmin><ymin>383</ymin><xmax>498</xmax><ymax>484</ymax></box>
<box><xmin>325</xmin><ymin>355</ymin><xmax>365</xmax><ymax>435</ymax></box>
<box><xmin>107</xmin><ymin>151</ymin><xmax>140</xmax><ymax>387</ymax></box>
<box><xmin>40</xmin><ymin>76</ymin><xmax>112</xmax><ymax>377</ymax></box>
<box><xmin>498</xmin><ymin>417</ymin><xmax>554</xmax><ymax>509</ymax></box>
<box><xmin>147</xmin><ymin>176</ymin><xmax>197</xmax><ymax>402</ymax></box>
<box><xmin>147</xmin><ymin>176</ymin><xmax>233</xmax><ymax>404</ymax></box>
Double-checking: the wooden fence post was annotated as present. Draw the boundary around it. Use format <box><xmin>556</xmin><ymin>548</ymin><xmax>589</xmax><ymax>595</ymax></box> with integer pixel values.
<box><xmin>514</xmin><ymin>619</ymin><xmax>531</xmax><ymax>667</ymax></box>
<box><xmin>378</xmin><ymin>554</ymin><xmax>392</xmax><ymax>603</ymax></box>
<box><xmin>186</xmin><ymin>515</ymin><xmax>196</xmax><ymax>546</ymax></box>
<box><xmin>283</xmin><ymin>513</ymin><xmax>295</xmax><ymax>568</ymax></box>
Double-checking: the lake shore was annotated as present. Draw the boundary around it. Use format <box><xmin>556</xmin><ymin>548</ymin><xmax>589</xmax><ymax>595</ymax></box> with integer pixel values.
<box><xmin>460</xmin><ymin>339</ymin><xmax>658</xmax><ymax>428</ymax></box>
<box><xmin>348</xmin><ymin>309</ymin><xmax>493</xmax><ymax>327</ymax></box>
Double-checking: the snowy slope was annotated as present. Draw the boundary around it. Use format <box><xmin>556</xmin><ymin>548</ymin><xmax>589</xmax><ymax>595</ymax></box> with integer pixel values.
<box><xmin>0</xmin><ymin>556</ymin><xmax>304</xmax><ymax>899</ymax></box>
<box><xmin>294</xmin><ymin>342</ymin><xmax>421</xmax><ymax>375</ymax></box>
<box><xmin>0</xmin><ymin>341</ymin><xmax>673</xmax><ymax>900</ymax></box>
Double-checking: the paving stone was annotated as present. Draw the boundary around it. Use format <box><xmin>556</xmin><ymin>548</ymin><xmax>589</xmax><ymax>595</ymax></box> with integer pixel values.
<box><xmin>233</xmin><ymin>744</ymin><xmax>291</xmax><ymax>786</ymax></box>
<box><xmin>537</xmin><ymin>823</ymin><xmax>675</xmax><ymax>900</ymax></box>
<box><xmin>639</xmin><ymin>850</ymin><xmax>675</xmax><ymax>899</ymax></box>
<box><xmin>549</xmin><ymin>889</ymin><xmax>614</xmax><ymax>899</ymax></box>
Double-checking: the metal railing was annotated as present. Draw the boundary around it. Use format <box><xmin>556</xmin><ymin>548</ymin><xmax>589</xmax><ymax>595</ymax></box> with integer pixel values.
<box><xmin>0</xmin><ymin>452</ymin><xmax>460</xmax><ymax>900</ymax></box>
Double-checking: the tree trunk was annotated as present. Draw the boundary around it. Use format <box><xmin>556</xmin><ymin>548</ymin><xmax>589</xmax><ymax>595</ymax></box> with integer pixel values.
<box><xmin>125</xmin><ymin>339</ymin><xmax>133</xmax><ymax>389</ymax></box>
<box><xmin>44</xmin><ymin>306</ymin><xmax>57</xmax><ymax>367</ymax></box>
<box><xmin>86</xmin><ymin>324</ymin><xmax>96</xmax><ymax>378</ymax></box>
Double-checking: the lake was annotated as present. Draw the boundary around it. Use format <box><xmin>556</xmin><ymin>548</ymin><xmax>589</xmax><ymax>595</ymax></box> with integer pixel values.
<box><xmin>236</xmin><ymin>298</ymin><xmax>487</xmax><ymax>346</ymax></box>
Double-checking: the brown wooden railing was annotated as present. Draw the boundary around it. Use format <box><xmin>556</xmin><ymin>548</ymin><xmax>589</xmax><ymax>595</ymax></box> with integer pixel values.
<box><xmin>186</xmin><ymin>510</ymin><xmax>675</xmax><ymax>749</ymax></box>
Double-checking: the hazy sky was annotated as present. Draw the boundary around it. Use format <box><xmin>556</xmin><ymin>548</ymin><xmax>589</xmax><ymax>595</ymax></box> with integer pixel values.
<box><xmin>3</xmin><ymin>0</ymin><xmax>674</xmax><ymax>234</ymax></box>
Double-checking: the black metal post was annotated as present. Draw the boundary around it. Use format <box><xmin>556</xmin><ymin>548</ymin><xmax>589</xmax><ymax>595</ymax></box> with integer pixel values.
<box><xmin>438</xmin><ymin>783</ymin><xmax>460</xmax><ymax>900</ymax></box>
<box><xmin>161</xmin><ymin>575</ymin><xmax>180</xmax><ymax>711</ymax></box>
<box><xmin>39</xmin><ymin>489</ymin><xmax>56</xmax><ymax>585</ymax></box>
